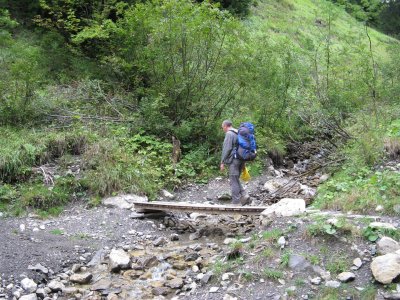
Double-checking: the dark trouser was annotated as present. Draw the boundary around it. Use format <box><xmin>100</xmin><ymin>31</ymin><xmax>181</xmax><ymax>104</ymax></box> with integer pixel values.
<box><xmin>228</xmin><ymin>159</ymin><xmax>245</xmax><ymax>204</ymax></box>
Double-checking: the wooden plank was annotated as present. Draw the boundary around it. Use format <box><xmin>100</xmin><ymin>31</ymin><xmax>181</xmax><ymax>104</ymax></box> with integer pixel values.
<box><xmin>132</xmin><ymin>201</ymin><xmax>268</xmax><ymax>215</ymax></box>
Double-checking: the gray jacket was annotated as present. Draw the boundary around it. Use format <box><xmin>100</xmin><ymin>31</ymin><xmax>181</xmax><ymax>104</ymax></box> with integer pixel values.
<box><xmin>221</xmin><ymin>129</ymin><xmax>238</xmax><ymax>164</ymax></box>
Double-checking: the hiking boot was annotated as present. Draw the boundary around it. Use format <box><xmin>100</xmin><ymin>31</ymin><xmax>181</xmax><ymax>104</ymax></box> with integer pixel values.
<box><xmin>240</xmin><ymin>194</ymin><xmax>251</xmax><ymax>206</ymax></box>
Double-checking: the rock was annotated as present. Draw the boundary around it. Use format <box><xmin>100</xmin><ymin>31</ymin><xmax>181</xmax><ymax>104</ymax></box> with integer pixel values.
<box><xmin>222</xmin><ymin>273</ymin><xmax>234</xmax><ymax>281</ymax></box>
<box><xmin>201</xmin><ymin>272</ymin><xmax>213</xmax><ymax>284</ymax></box>
<box><xmin>21</xmin><ymin>278</ymin><xmax>37</xmax><ymax>293</ymax></box>
<box><xmin>223</xmin><ymin>294</ymin><xmax>238</xmax><ymax>300</ymax></box>
<box><xmin>190</xmin><ymin>213</ymin><xmax>207</xmax><ymax>220</ymax></box>
<box><xmin>310</xmin><ymin>277</ymin><xmax>322</xmax><ymax>285</ymax></box>
<box><xmin>319</xmin><ymin>174</ymin><xmax>330</xmax><ymax>183</ymax></box>
<box><xmin>20</xmin><ymin>224</ymin><xmax>26</xmax><ymax>232</ymax></box>
<box><xmin>337</xmin><ymin>272</ymin><xmax>355</xmax><ymax>283</ymax></box>
<box><xmin>109</xmin><ymin>249</ymin><xmax>130</xmax><ymax>272</ymax></box>
<box><xmin>165</xmin><ymin>277</ymin><xmax>183</xmax><ymax>289</ymax></box>
<box><xmin>185</xmin><ymin>253</ymin><xmax>200</xmax><ymax>262</ymax></box>
<box><xmin>62</xmin><ymin>287</ymin><xmax>78</xmax><ymax>294</ymax></box>
<box><xmin>19</xmin><ymin>294</ymin><xmax>37</xmax><ymax>300</ymax></box>
<box><xmin>353</xmin><ymin>258</ymin><xmax>363</xmax><ymax>269</ymax></box>
<box><xmin>223</xmin><ymin>238</ymin><xmax>237</xmax><ymax>245</ymax></box>
<box><xmin>289</xmin><ymin>254</ymin><xmax>310</xmax><ymax>271</ymax></box>
<box><xmin>91</xmin><ymin>279</ymin><xmax>111</xmax><ymax>291</ymax></box>
<box><xmin>261</xmin><ymin>198</ymin><xmax>305</xmax><ymax>217</ymax></box>
<box><xmin>87</xmin><ymin>250</ymin><xmax>106</xmax><ymax>267</ymax></box>
<box><xmin>209</xmin><ymin>287</ymin><xmax>219</xmax><ymax>293</ymax></box>
<box><xmin>277</xmin><ymin>236</ymin><xmax>286</xmax><ymax>249</ymax></box>
<box><xmin>153</xmin><ymin>237</ymin><xmax>168</xmax><ymax>247</ymax></box>
<box><xmin>383</xmin><ymin>293</ymin><xmax>400</xmax><ymax>300</ymax></box>
<box><xmin>377</xmin><ymin>237</ymin><xmax>400</xmax><ymax>255</ymax></box>
<box><xmin>299</xmin><ymin>184</ymin><xmax>316</xmax><ymax>198</ymax></box>
<box><xmin>313</xmin><ymin>266</ymin><xmax>331</xmax><ymax>281</ymax></box>
<box><xmin>263</xmin><ymin>181</ymin><xmax>278</xmax><ymax>194</ymax></box>
<box><xmin>28</xmin><ymin>263</ymin><xmax>49</xmax><ymax>274</ymax></box>
<box><xmin>70</xmin><ymin>272</ymin><xmax>93</xmax><ymax>284</ymax></box>
<box><xmin>47</xmin><ymin>280</ymin><xmax>65</xmax><ymax>292</ymax></box>
<box><xmin>102</xmin><ymin>196</ymin><xmax>133</xmax><ymax>209</ymax></box>
<box><xmin>189</xmin><ymin>231</ymin><xmax>202</xmax><ymax>241</ymax></box>
<box><xmin>170</xmin><ymin>234</ymin><xmax>180</xmax><ymax>241</ymax></box>
<box><xmin>152</xmin><ymin>287</ymin><xmax>171</xmax><ymax>296</ymax></box>
<box><xmin>325</xmin><ymin>281</ymin><xmax>341</xmax><ymax>288</ymax></box>
<box><xmin>35</xmin><ymin>288</ymin><xmax>46</xmax><ymax>298</ymax></box>
<box><xmin>218</xmin><ymin>194</ymin><xmax>231</xmax><ymax>201</ymax></box>
<box><xmin>161</xmin><ymin>190</ymin><xmax>175</xmax><ymax>199</ymax></box>
<box><xmin>375</xmin><ymin>205</ymin><xmax>384</xmax><ymax>212</ymax></box>
<box><xmin>371</xmin><ymin>253</ymin><xmax>400</xmax><ymax>284</ymax></box>
<box><xmin>369</xmin><ymin>222</ymin><xmax>396</xmax><ymax>231</ymax></box>
<box><xmin>135</xmin><ymin>255</ymin><xmax>158</xmax><ymax>269</ymax></box>
<box><xmin>192</xmin><ymin>265</ymin><xmax>199</xmax><ymax>272</ymax></box>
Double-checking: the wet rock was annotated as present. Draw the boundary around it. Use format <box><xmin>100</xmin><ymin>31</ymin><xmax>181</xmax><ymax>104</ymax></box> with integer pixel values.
<box><xmin>152</xmin><ymin>287</ymin><xmax>171</xmax><ymax>296</ymax></box>
<box><xmin>109</xmin><ymin>249</ymin><xmax>130</xmax><ymax>272</ymax></box>
<box><xmin>325</xmin><ymin>280</ymin><xmax>341</xmax><ymax>288</ymax></box>
<box><xmin>289</xmin><ymin>254</ymin><xmax>310</xmax><ymax>271</ymax></box>
<box><xmin>153</xmin><ymin>237</ymin><xmax>168</xmax><ymax>247</ymax></box>
<box><xmin>165</xmin><ymin>277</ymin><xmax>183</xmax><ymax>289</ymax></box>
<box><xmin>377</xmin><ymin>237</ymin><xmax>400</xmax><ymax>255</ymax></box>
<box><xmin>21</xmin><ymin>278</ymin><xmax>37</xmax><ymax>293</ymax></box>
<box><xmin>47</xmin><ymin>280</ymin><xmax>65</xmax><ymax>292</ymax></box>
<box><xmin>19</xmin><ymin>294</ymin><xmax>37</xmax><ymax>300</ymax></box>
<box><xmin>70</xmin><ymin>272</ymin><xmax>93</xmax><ymax>284</ymax></box>
<box><xmin>371</xmin><ymin>253</ymin><xmax>400</xmax><ymax>284</ymax></box>
<box><xmin>28</xmin><ymin>263</ymin><xmax>49</xmax><ymax>274</ymax></box>
<box><xmin>261</xmin><ymin>198</ymin><xmax>305</xmax><ymax>217</ymax></box>
<box><xmin>337</xmin><ymin>272</ymin><xmax>355</xmax><ymax>283</ymax></box>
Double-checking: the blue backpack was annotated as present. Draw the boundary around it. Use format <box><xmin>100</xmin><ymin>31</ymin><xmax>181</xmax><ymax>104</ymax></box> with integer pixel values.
<box><xmin>234</xmin><ymin>122</ymin><xmax>257</xmax><ymax>161</ymax></box>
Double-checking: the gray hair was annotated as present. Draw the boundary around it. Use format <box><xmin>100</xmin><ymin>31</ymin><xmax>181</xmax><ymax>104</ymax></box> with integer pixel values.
<box><xmin>222</xmin><ymin>120</ymin><xmax>233</xmax><ymax>127</ymax></box>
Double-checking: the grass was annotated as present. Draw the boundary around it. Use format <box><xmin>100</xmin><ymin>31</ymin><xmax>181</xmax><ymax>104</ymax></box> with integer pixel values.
<box><xmin>262</xmin><ymin>267</ymin><xmax>284</xmax><ymax>280</ymax></box>
<box><xmin>261</xmin><ymin>229</ymin><xmax>283</xmax><ymax>242</ymax></box>
<box><xmin>50</xmin><ymin>229</ymin><xmax>64</xmax><ymax>235</ymax></box>
<box><xmin>280</xmin><ymin>250</ymin><xmax>291</xmax><ymax>268</ymax></box>
<box><xmin>326</xmin><ymin>254</ymin><xmax>348</xmax><ymax>275</ymax></box>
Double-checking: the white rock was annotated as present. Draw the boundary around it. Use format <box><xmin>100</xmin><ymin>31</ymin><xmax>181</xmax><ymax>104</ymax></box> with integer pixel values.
<box><xmin>325</xmin><ymin>280</ymin><xmax>340</xmax><ymax>288</ymax></box>
<box><xmin>369</xmin><ymin>222</ymin><xmax>396</xmax><ymax>231</ymax></box>
<box><xmin>192</xmin><ymin>265</ymin><xmax>199</xmax><ymax>273</ymax></box>
<box><xmin>161</xmin><ymin>189</ymin><xmax>175</xmax><ymax>199</ymax></box>
<box><xmin>32</xmin><ymin>227</ymin><xmax>39</xmax><ymax>232</ymax></box>
<box><xmin>19</xmin><ymin>294</ymin><xmax>37</xmax><ymax>300</ymax></box>
<box><xmin>377</xmin><ymin>237</ymin><xmax>400</xmax><ymax>255</ymax></box>
<box><xmin>47</xmin><ymin>280</ymin><xmax>65</xmax><ymax>292</ymax></box>
<box><xmin>223</xmin><ymin>294</ymin><xmax>238</xmax><ymax>300</ymax></box>
<box><xmin>21</xmin><ymin>278</ymin><xmax>37</xmax><ymax>293</ymax></box>
<box><xmin>102</xmin><ymin>196</ymin><xmax>132</xmax><ymax>209</ymax></box>
<box><xmin>261</xmin><ymin>198</ymin><xmax>306</xmax><ymax>217</ymax></box>
<box><xmin>39</xmin><ymin>225</ymin><xmax>45</xmax><ymax>230</ymax></box>
<box><xmin>337</xmin><ymin>272</ymin><xmax>355</xmax><ymax>283</ymax></box>
<box><xmin>371</xmin><ymin>253</ymin><xmax>400</xmax><ymax>284</ymax></box>
<box><xmin>277</xmin><ymin>236</ymin><xmax>286</xmax><ymax>248</ymax></box>
<box><xmin>223</xmin><ymin>238</ymin><xmax>237</xmax><ymax>245</ymax></box>
<box><xmin>375</xmin><ymin>205</ymin><xmax>384</xmax><ymax>212</ymax></box>
<box><xmin>19</xmin><ymin>224</ymin><xmax>26</xmax><ymax>232</ymax></box>
<box><xmin>109</xmin><ymin>249</ymin><xmax>130</xmax><ymax>272</ymax></box>
<box><xmin>196</xmin><ymin>273</ymin><xmax>205</xmax><ymax>280</ymax></box>
<box><xmin>310</xmin><ymin>277</ymin><xmax>321</xmax><ymax>285</ymax></box>
<box><xmin>209</xmin><ymin>287</ymin><xmax>219</xmax><ymax>293</ymax></box>
<box><xmin>222</xmin><ymin>273</ymin><xmax>234</xmax><ymax>281</ymax></box>
<box><xmin>190</xmin><ymin>213</ymin><xmax>207</xmax><ymax>221</ymax></box>
<box><xmin>353</xmin><ymin>258</ymin><xmax>363</xmax><ymax>268</ymax></box>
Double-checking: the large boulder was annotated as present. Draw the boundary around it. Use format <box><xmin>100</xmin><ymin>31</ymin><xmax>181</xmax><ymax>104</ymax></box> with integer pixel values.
<box><xmin>102</xmin><ymin>194</ymin><xmax>148</xmax><ymax>210</ymax></box>
<box><xmin>261</xmin><ymin>198</ymin><xmax>306</xmax><ymax>217</ymax></box>
<box><xmin>377</xmin><ymin>237</ymin><xmax>400</xmax><ymax>255</ymax></box>
<box><xmin>109</xmin><ymin>249</ymin><xmax>131</xmax><ymax>272</ymax></box>
<box><xmin>371</xmin><ymin>253</ymin><xmax>400</xmax><ymax>284</ymax></box>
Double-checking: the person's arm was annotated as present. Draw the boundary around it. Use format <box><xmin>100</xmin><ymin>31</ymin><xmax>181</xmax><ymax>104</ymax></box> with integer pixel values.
<box><xmin>220</xmin><ymin>132</ymin><xmax>234</xmax><ymax>170</ymax></box>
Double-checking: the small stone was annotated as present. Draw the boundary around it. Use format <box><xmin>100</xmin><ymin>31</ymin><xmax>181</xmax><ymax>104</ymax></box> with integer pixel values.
<box><xmin>36</xmin><ymin>288</ymin><xmax>46</xmax><ymax>298</ymax></box>
<box><xmin>153</xmin><ymin>237</ymin><xmax>168</xmax><ymax>247</ymax></box>
<box><xmin>161</xmin><ymin>189</ymin><xmax>175</xmax><ymax>199</ymax></box>
<box><xmin>185</xmin><ymin>253</ymin><xmax>199</xmax><ymax>262</ymax></box>
<box><xmin>47</xmin><ymin>280</ymin><xmax>65</xmax><ymax>292</ymax></box>
<box><xmin>192</xmin><ymin>265</ymin><xmax>199</xmax><ymax>273</ymax></box>
<box><xmin>165</xmin><ymin>277</ymin><xmax>183</xmax><ymax>289</ymax></box>
<box><xmin>62</xmin><ymin>287</ymin><xmax>78</xmax><ymax>294</ymax></box>
<box><xmin>223</xmin><ymin>238</ymin><xmax>237</xmax><ymax>245</ymax></box>
<box><xmin>223</xmin><ymin>294</ymin><xmax>238</xmax><ymax>300</ymax></box>
<box><xmin>310</xmin><ymin>277</ymin><xmax>321</xmax><ymax>285</ymax></box>
<box><xmin>70</xmin><ymin>272</ymin><xmax>93</xmax><ymax>284</ymax></box>
<box><xmin>201</xmin><ymin>272</ymin><xmax>213</xmax><ymax>284</ymax></box>
<box><xmin>325</xmin><ymin>280</ymin><xmax>340</xmax><ymax>288</ymax></box>
<box><xmin>109</xmin><ymin>249</ymin><xmax>130</xmax><ymax>272</ymax></box>
<box><xmin>222</xmin><ymin>273</ymin><xmax>234</xmax><ymax>281</ymax></box>
<box><xmin>353</xmin><ymin>258</ymin><xmax>363</xmax><ymax>269</ymax></box>
<box><xmin>337</xmin><ymin>272</ymin><xmax>355</xmax><ymax>283</ymax></box>
<box><xmin>170</xmin><ymin>234</ymin><xmax>180</xmax><ymax>241</ymax></box>
<box><xmin>218</xmin><ymin>194</ymin><xmax>231</xmax><ymax>201</ymax></box>
<box><xmin>21</xmin><ymin>278</ymin><xmax>37</xmax><ymax>293</ymax></box>
<box><xmin>152</xmin><ymin>287</ymin><xmax>171</xmax><ymax>296</ymax></box>
<box><xmin>277</xmin><ymin>236</ymin><xmax>286</xmax><ymax>248</ymax></box>
<box><xmin>28</xmin><ymin>263</ymin><xmax>49</xmax><ymax>274</ymax></box>
<box><xmin>19</xmin><ymin>224</ymin><xmax>26</xmax><ymax>232</ymax></box>
<box><xmin>209</xmin><ymin>287</ymin><xmax>219</xmax><ymax>293</ymax></box>
<box><xmin>375</xmin><ymin>205</ymin><xmax>384</xmax><ymax>212</ymax></box>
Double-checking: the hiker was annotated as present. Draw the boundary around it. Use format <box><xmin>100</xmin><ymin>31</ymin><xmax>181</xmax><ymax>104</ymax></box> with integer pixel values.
<box><xmin>220</xmin><ymin>120</ymin><xmax>250</xmax><ymax>206</ymax></box>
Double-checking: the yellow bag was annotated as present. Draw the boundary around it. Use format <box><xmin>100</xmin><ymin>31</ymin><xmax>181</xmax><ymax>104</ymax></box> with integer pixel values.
<box><xmin>240</xmin><ymin>166</ymin><xmax>251</xmax><ymax>182</ymax></box>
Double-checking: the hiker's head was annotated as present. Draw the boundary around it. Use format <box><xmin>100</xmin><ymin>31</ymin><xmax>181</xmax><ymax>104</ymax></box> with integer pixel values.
<box><xmin>221</xmin><ymin>120</ymin><xmax>233</xmax><ymax>133</ymax></box>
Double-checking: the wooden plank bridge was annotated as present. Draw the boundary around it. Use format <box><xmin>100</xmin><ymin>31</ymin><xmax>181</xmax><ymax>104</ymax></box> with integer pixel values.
<box><xmin>132</xmin><ymin>201</ymin><xmax>269</xmax><ymax>215</ymax></box>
